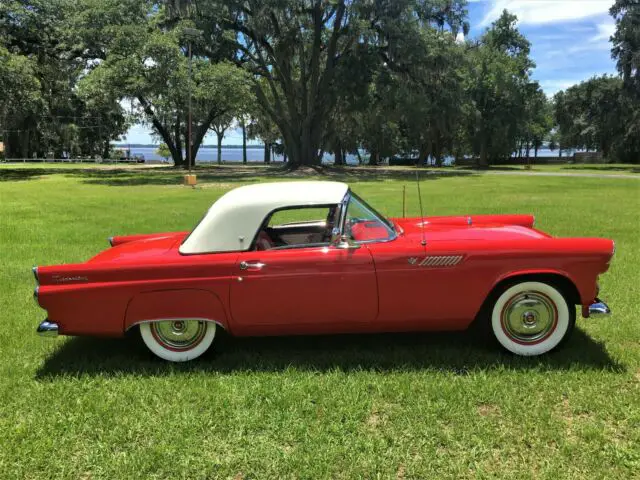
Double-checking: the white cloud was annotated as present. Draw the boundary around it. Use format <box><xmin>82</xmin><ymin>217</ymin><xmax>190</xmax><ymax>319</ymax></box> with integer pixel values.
<box><xmin>591</xmin><ymin>21</ymin><xmax>616</xmax><ymax>41</ymax></box>
<box><xmin>480</xmin><ymin>0</ymin><xmax>614</xmax><ymax>27</ymax></box>
<box><xmin>540</xmin><ymin>79</ymin><xmax>579</xmax><ymax>92</ymax></box>
<box><xmin>537</xmin><ymin>67</ymin><xmax>618</xmax><ymax>94</ymax></box>
<box><xmin>567</xmin><ymin>41</ymin><xmax>611</xmax><ymax>55</ymax></box>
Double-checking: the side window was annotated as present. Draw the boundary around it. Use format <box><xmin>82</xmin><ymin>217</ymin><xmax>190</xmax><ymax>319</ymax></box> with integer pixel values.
<box><xmin>268</xmin><ymin>208</ymin><xmax>331</xmax><ymax>228</ymax></box>
<box><xmin>254</xmin><ymin>206</ymin><xmax>338</xmax><ymax>250</ymax></box>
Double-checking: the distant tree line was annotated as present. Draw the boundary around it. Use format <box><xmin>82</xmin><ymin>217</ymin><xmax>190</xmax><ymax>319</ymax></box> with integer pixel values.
<box><xmin>1</xmin><ymin>0</ymin><xmax>638</xmax><ymax>167</ymax></box>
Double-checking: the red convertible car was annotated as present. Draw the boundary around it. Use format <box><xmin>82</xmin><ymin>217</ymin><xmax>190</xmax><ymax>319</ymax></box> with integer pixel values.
<box><xmin>33</xmin><ymin>181</ymin><xmax>613</xmax><ymax>362</ymax></box>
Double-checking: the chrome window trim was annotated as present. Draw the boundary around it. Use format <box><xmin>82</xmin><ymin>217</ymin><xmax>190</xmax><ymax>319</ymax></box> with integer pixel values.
<box><xmin>249</xmin><ymin>203</ymin><xmax>338</xmax><ymax>252</ymax></box>
<box><xmin>338</xmin><ymin>190</ymin><xmax>397</xmax><ymax>245</ymax></box>
<box><xmin>267</xmin><ymin>242</ymin><xmax>332</xmax><ymax>251</ymax></box>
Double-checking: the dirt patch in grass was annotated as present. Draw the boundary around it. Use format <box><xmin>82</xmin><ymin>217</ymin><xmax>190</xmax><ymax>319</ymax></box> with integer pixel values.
<box><xmin>477</xmin><ymin>403</ymin><xmax>501</xmax><ymax>417</ymax></box>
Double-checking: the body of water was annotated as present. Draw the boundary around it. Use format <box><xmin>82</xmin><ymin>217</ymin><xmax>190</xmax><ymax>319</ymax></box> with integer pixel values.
<box><xmin>120</xmin><ymin>146</ymin><xmax>364</xmax><ymax>164</ymax></box>
<box><xmin>120</xmin><ymin>146</ymin><xmax>569</xmax><ymax>165</ymax></box>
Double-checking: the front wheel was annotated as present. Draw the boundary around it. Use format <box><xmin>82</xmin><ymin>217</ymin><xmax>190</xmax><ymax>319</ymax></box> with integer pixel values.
<box><xmin>139</xmin><ymin>319</ymin><xmax>216</xmax><ymax>362</ymax></box>
<box><xmin>490</xmin><ymin>281</ymin><xmax>575</xmax><ymax>356</ymax></box>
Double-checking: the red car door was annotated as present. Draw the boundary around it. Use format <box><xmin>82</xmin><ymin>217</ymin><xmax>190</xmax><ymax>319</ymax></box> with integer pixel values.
<box><xmin>364</xmin><ymin>239</ymin><xmax>433</xmax><ymax>327</ymax></box>
<box><xmin>229</xmin><ymin>245</ymin><xmax>378</xmax><ymax>331</ymax></box>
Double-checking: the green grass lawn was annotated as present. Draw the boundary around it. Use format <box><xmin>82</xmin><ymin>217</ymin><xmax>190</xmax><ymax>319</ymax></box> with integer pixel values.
<box><xmin>0</xmin><ymin>165</ymin><xmax>639</xmax><ymax>479</ymax></box>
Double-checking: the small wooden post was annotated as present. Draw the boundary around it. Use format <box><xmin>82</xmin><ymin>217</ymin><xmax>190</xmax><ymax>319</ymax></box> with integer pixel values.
<box><xmin>402</xmin><ymin>185</ymin><xmax>406</xmax><ymax>218</ymax></box>
<box><xmin>184</xmin><ymin>174</ymin><xmax>197</xmax><ymax>187</ymax></box>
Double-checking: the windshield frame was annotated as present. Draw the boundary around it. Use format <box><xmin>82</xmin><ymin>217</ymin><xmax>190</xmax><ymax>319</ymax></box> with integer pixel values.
<box><xmin>337</xmin><ymin>190</ymin><xmax>397</xmax><ymax>244</ymax></box>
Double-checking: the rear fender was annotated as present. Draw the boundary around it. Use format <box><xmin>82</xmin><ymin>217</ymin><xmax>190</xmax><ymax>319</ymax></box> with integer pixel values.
<box><xmin>124</xmin><ymin>289</ymin><xmax>229</xmax><ymax>332</ymax></box>
<box><xmin>110</xmin><ymin>232</ymin><xmax>187</xmax><ymax>247</ymax></box>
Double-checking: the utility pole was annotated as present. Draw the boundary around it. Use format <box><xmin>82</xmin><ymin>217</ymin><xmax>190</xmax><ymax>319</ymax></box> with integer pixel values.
<box><xmin>182</xmin><ymin>27</ymin><xmax>203</xmax><ymax>184</ymax></box>
<box><xmin>188</xmin><ymin>39</ymin><xmax>192</xmax><ymax>171</ymax></box>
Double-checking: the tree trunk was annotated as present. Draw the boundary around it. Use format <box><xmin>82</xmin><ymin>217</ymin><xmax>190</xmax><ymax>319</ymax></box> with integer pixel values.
<box><xmin>334</xmin><ymin>143</ymin><xmax>344</xmax><ymax>165</ymax></box>
<box><xmin>174</xmin><ymin>114</ymin><xmax>183</xmax><ymax>167</ymax></box>
<box><xmin>477</xmin><ymin>137</ymin><xmax>488</xmax><ymax>168</ymax></box>
<box><xmin>370</xmin><ymin>150</ymin><xmax>380</xmax><ymax>166</ymax></box>
<box><xmin>102</xmin><ymin>139</ymin><xmax>110</xmax><ymax>160</ymax></box>
<box><xmin>418</xmin><ymin>144</ymin><xmax>429</xmax><ymax>167</ymax></box>
<box><xmin>434</xmin><ymin>140</ymin><xmax>443</xmax><ymax>167</ymax></box>
<box><xmin>534</xmin><ymin>145</ymin><xmax>539</xmax><ymax>158</ymax></box>
<box><xmin>264</xmin><ymin>143</ymin><xmax>271</xmax><ymax>163</ymax></box>
<box><xmin>241</xmin><ymin>117</ymin><xmax>247</xmax><ymax>164</ymax></box>
<box><xmin>216</xmin><ymin>132</ymin><xmax>223</xmax><ymax>164</ymax></box>
<box><xmin>138</xmin><ymin>96</ymin><xmax>184</xmax><ymax>167</ymax></box>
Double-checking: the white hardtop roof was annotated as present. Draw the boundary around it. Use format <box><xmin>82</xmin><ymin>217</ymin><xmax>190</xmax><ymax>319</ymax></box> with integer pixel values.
<box><xmin>179</xmin><ymin>181</ymin><xmax>349</xmax><ymax>254</ymax></box>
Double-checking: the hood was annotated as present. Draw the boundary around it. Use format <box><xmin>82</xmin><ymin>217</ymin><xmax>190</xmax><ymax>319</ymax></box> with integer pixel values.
<box><xmin>89</xmin><ymin>233</ymin><xmax>186</xmax><ymax>263</ymax></box>
<box><xmin>393</xmin><ymin>215</ymin><xmax>549</xmax><ymax>243</ymax></box>
<box><xmin>392</xmin><ymin>216</ymin><xmax>614</xmax><ymax>264</ymax></box>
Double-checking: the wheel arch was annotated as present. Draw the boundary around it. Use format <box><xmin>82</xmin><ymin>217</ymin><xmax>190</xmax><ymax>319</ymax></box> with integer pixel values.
<box><xmin>124</xmin><ymin>288</ymin><xmax>230</xmax><ymax>332</ymax></box>
<box><xmin>475</xmin><ymin>271</ymin><xmax>581</xmax><ymax>322</ymax></box>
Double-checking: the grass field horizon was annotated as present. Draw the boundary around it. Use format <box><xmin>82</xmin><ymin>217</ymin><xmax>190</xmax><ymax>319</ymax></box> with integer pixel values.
<box><xmin>0</xmin><ymin>165</ymin><xmax>638</xmax><ymax>478</ymax></box>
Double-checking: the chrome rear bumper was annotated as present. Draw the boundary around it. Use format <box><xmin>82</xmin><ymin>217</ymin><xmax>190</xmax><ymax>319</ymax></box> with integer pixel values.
<box><xmin>588</xmin><ymin>298</ymin><xmax>611</xmax><ymax>317</ymax></box>
<box><xmin>37</xmin><ymin>319</ymin><xmax>59</xmax><ymax>337</ymax></box>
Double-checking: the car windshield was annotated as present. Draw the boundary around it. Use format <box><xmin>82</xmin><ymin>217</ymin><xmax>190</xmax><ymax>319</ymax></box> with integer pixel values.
<box><xmin>344</xmin><ymin>193</ymin><xmax>396</xmax><ymax>243</ymax></box>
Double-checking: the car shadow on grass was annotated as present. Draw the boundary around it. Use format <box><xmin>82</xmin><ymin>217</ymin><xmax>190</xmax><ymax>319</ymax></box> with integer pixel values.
<box><xmin>35</xmin><ymin>327</ymin><xmax>623</xmax><ymax>380</ymax></box>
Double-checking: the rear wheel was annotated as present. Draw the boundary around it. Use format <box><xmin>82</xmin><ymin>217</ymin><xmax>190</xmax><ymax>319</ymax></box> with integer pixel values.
<box><xmin>139</xmin><ymin>319</ymin><xmax>216</xmax><ymax>362</ymax></box>
<box><xmin>490</xmin><ymin>281</ymin><xmax>575</xmax><ymax>356</ymax></box>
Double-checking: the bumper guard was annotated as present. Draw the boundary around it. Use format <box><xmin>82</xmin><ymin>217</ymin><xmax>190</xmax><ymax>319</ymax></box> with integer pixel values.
<box><xmin>587</xmin><ymin>298</ymin><xmax>611</xmax><ymax>317</ymax></box>
<box><xmin>37</xmin><ymin>319</ymin><xmax>59</xmax><ymax>337</ymax></box>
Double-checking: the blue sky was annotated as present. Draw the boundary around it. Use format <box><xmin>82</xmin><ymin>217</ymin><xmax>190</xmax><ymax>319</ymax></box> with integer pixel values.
<box><xmin>467</xmin><ymin>0</ymin><xmax>617</xmax><ymax>93</ymax></box>
<box><xmin>123</xmin><ymin>0</ymin><xmax>618</xmax><ymax>145</ymax></box>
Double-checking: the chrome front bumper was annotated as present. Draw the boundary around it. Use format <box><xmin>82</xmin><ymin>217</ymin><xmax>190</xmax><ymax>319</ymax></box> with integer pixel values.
<box><xmin>37</xmin><ymin>319</ymin><xmax>59</xmax><ymax>337</ymax></box>
<box><xmin>588</xmin><ymin>298</ymin><xmax>611</xmax><ymax>317</ymax></box>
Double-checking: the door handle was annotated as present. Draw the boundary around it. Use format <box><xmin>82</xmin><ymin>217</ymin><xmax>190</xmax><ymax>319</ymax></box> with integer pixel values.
<box><xmin>239</xmin><ymin>261</ymin><xmax>266</xmax><ymax>270</ymax></box>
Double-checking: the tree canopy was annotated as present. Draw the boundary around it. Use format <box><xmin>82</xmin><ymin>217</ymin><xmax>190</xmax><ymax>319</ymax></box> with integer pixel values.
<box><xmin>1</xmin><ymin>0</ymin><xmax>638</xmax><ymax>165</ymax></box>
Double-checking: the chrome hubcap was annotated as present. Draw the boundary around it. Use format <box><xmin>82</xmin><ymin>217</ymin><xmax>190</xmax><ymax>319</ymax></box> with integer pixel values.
<box><xmin>151</xmin><ymin>320</ymin><xmax>207</xmax><ymax>350</ymax></box>
<box><xmin>502</xmin><ymin>292</ymin><xmax>557</xmax><ymax>343</ymax></box>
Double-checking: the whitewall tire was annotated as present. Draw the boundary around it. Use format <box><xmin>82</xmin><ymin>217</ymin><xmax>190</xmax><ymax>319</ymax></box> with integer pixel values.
<box><xmin>491</xmin><ymin>281</ymin><xmax>574</xmax><ymax>356</ymax></box>
<box><xmin>139</xmin><ymin>319</ymin><xmax>216</xmax><ymax>362</ymax></box>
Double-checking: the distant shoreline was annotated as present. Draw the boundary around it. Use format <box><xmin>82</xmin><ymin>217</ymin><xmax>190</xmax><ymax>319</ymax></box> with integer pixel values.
<box><xmin>113</xmin><ymin>144</ymin><xmax>265</xmax><ymax>149</ymax></box>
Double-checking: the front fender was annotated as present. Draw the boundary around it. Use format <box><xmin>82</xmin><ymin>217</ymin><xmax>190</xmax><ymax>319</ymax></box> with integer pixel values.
<box><xmin>491</xmin><ymin>269</ymin><xmax>587</xmax><ymax>305</ymax></box>
<box><xmin>124</xmin><ymin>289</ymin><xmax>229</xmax><ymax>332</ymax></box>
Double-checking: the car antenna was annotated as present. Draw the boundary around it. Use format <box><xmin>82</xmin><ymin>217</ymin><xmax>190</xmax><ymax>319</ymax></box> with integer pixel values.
<box><xmin>402</xmin><ymin>185</ymin><xmax>406</xmax><ymax>218</ymax></box>
<box><xmin>416</xmin><ymin>170</ymin><xmax>427</xmax><ymax>246</ymax></box>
